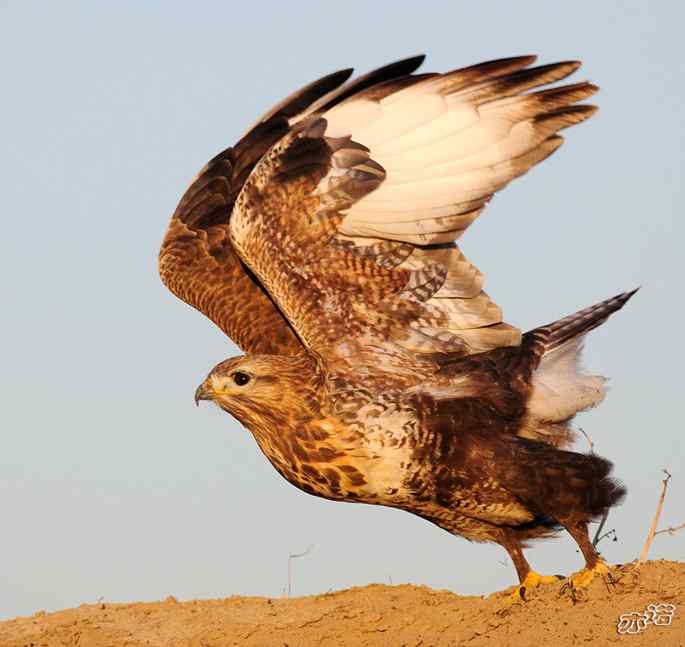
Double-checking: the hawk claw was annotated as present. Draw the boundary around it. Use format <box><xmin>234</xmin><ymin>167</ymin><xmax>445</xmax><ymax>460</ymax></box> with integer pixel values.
<box><xmin>559</xmin><ymin>560</ymin><xmax>612</xmax><ymax>599</ymax></box>
<box><xmin>510</xmin><ymin>571</ymin><xmax>565</xmax><ymax>602</ymax></box>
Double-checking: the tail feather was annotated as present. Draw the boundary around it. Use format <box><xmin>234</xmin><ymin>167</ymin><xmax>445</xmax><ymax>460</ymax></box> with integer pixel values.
<box><xmin>526</xmin><ymin>288</ymin><xmax>639</xmax><ymax>365</ymax></box>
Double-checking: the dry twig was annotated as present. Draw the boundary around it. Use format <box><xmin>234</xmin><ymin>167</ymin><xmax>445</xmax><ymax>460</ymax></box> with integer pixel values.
<box><xmin>578</xmin><ymin>427</ymin><xmax>595</xmax><ymax>454</ymax></box>
<box><xmin>592</xmin><ymin>509</ymin><xmax>609</xmax><ymax>547</ymax></box>
<box><xmin>637</xmin><ymin>469</ymin><xmax>672</xmax><ymax>565</ymax></box>
<box><xmin>654</xmin><ymin>522</ymin><xmax>685</xmax><ymax>537</ymax></box>
<box><xmin>287</xmin><ymin>545</ymin><xmax>314</xmax><ymax>597</ymax></box>
<box><xmin>594</xmin><ymin>527</ymin><xmax>617</xmax><ymax>549</ymax></box>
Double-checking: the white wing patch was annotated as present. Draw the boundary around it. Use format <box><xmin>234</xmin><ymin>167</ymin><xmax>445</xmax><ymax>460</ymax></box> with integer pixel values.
<box><xmin>314</xmin><ymin>60</ymin><xmax>597</xmax><ymax>355</ymax></box>
<box><xmin>317</xmin><ymin>62</ymin><xmax>596</xmax><ymax>247</ymax></box>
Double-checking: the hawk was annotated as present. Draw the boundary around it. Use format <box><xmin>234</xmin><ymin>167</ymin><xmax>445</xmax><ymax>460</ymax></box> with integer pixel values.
<box><xmin>159</xmin><ymin>55</ymin><xmax>634</xmax><ymax>599</ymax></box>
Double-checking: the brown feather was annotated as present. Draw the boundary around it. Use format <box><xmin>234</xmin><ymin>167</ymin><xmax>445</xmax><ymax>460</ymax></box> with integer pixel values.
<box><xmin>160</xmin><ymin>60</ymin><xmax>426</xmax><ymax>353</ymax></box>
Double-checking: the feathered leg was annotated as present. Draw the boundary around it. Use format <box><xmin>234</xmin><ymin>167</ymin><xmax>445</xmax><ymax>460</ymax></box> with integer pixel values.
<box><xmin>500</xmin><ymin>530</ymin><xmax>563</xmax><ymax>601</ymax></box>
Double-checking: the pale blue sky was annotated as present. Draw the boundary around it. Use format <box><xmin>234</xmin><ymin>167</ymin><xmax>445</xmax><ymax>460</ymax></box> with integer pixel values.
<box><xmin>2</xmin><ymin>1</ymin><xmax>683</xmax><ymax>621</ymax></box>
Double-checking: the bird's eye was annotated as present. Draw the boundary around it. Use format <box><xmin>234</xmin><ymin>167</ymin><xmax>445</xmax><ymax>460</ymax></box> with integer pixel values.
<box><xmin>232</xmin><ymin>371</ymin><xmax>250</xmax><ymax>386</ymax></box>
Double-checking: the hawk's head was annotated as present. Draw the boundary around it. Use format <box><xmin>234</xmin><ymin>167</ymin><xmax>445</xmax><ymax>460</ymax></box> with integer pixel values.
<box><xmin>194</xmin><ymin>353</ymin><xmax>322</xmax><ymax>429</ymax></box>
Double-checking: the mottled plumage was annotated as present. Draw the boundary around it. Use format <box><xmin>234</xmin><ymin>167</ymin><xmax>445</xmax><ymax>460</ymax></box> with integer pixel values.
<box><xmin>161</xmin><ymin>55</ymin><xmax>635</xmax><ymax>595</ymax></box>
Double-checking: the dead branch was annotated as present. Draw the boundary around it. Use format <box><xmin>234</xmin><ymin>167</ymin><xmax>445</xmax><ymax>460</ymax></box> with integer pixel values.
<box><xmin>287</xmin><ymin>545</ymin><xmax>314</xmax><ymax>598</ymax></box>
<box><xmin>654</xmin><ymin>522</ymin><xmax>685</xmax><ymax>537</ymax></box>
<box><xmin>637</xmin><ymin>469</ymin><xmax>672</xmax><ymax>565</ymax></box>
<box><xmin>595</xmin><ymin>528</ymin><xmax>617</xmax><ymax>548</ymax></box>
<box><xmin>578</xmin><ymin>427</ymin><xmax>595</xmax><ymax>454</ymax></box>
<box><xmin>592</xmin><ymin>510</ymin><xmax>609</xmax><ymax>547</ymax></box>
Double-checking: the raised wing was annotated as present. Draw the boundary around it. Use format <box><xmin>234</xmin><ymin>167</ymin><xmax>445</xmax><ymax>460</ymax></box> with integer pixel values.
<box><xmin>229</xmin><ymin>57</ymin><xmax>597</xmax><ymax>367</ymax></box>
<box><xmin>159</xmin><ymin>57</ymin><xmax>425</xmax><ymax>354</ymax></box>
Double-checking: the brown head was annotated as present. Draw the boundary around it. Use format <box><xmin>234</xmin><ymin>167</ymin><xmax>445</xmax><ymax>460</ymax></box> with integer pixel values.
<box><xmin>194</xmin><ymin>353</ymin><xmax>323</xmax><ymax>431</ymax></box>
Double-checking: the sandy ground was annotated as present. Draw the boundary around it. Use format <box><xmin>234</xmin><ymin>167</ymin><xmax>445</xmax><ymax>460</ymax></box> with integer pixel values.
<box><xmin>2</xmin><ymin>560</ymin><xmax>683</xmax><ymax>647</ymax></box>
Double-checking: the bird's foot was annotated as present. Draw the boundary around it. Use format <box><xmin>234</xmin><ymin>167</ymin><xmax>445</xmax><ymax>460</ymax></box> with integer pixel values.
<box><xmin>510</xmin><ymin>570</ymin><xmax>565</xmax><ymax>602</ymax></box>
<box><xmin>560</xmin><ymin>560</ymin><xmax>613</xmax><ymax>600</ymax></box>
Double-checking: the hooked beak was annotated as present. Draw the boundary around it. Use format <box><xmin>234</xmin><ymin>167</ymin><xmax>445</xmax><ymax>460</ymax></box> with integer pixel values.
<box><xmin>194</xmin><ymin>381</ymin><xmax>213</xmax><ymax>407</ymax></box>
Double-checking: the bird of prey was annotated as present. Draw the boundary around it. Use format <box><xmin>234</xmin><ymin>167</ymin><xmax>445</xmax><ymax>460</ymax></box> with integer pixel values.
<box><xmin>159</xmin><ymin>55</ymin><xmax>635</xmax><ymax>599</ymax></box>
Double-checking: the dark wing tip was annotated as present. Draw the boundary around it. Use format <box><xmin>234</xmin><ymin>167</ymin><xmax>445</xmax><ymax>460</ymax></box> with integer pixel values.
<box><xmin>356</xmin><ymin>54</ymin><xmax>426</xmax><ymax>79</ymax></box>
<box><xmin>327</xmin><ymin>67</ymin><xmax>355</xmax><ymax>86</ymax></box>
<box><xmin>309</xmin><ymin>55</ymin><xmax>427</xmax><ymax>116</ymax></box>
<box><xmin>502</xmin><ymin>54</ymin><xmax>537</xmax><ymax>66</ymax></box>
<box><xmin>388</xmin><ymin>54</ymin><xmax>426</xmax><ymax>74</ymax></box>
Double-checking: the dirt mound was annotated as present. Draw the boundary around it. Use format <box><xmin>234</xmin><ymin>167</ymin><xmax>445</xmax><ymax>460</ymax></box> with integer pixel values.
<box><xmin>2</xmin><ymin>560</ymin><xmax>682</xmax><ymax>646</ymax></box>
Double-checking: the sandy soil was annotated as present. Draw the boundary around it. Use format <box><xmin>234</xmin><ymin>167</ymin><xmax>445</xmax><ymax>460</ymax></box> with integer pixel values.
<box><xmin>2</xmin><ymin>560</ymin><xmax>683</xmax><ymax>647</ymax></box>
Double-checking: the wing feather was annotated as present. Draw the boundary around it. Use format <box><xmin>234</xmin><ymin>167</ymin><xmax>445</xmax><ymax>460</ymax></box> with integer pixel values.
<box><xmin>159</xmin><ymin>57</ymin><xmax>428</xmax><ymax>353</ymax></box>
<box><xmin>229</xmin><ymin>57</ymin><xmax>597</xmax><ymax>367</ymax></box>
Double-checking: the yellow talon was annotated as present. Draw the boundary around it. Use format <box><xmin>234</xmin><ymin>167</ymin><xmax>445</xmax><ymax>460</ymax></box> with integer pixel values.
<box><xmin>570</xmin><ymin>560</ymin><xmax>610</xmax><ymax>589</ymax></box>
<box><xmin>560</xmin><ymin>560</ymin><xmax>613</xmax><ymax>599</ymax></box>
<box><xmin>510</xmin><ymin>570</ymin><xmax>564</xmax><ymax>601</ymax></box>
